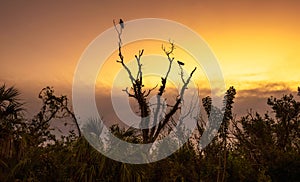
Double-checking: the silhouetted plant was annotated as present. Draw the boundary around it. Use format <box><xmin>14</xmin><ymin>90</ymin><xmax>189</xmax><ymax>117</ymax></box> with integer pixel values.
<box><xmin>113</xmin><ymin>20</ymin><xmax>197</xmax><ymax>144</ymax></box>
<box><xmin>231</xmin><ymin>91</ymin><xmax>300</xmax><ymax>181</ymax></box>
<box><xmin>35</xmin><ymin>86</ymin><xmax>80</xmax><ymax>137</ymax></box>
<box><xmin>200</xmin><ymin>86</ymin><xmax>236</xmax><ymax>182</ymax></box>
<box><xmin>0</xmin><ymin>84</ymin><xmax>24</xmax><ymax>120</ymax></box>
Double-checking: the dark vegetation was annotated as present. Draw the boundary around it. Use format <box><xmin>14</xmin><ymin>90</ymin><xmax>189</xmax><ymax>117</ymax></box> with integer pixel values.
<box><xmin>0</xmin><ymin>21</ymin><xmax>299</xmax><ymax>181</ymax></box>
<box><xmin>0</xmin><ymin>84</ymin><xmax>299</xmax><ymax>181</ymax></box>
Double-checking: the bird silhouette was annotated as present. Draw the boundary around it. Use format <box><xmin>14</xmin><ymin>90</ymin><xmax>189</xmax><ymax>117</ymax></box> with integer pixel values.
<box><xmin>119</xmin><ymin>19</ymin><xmax>124</xmax><ymax>29</ymax></box>
<box><xmin>177</xmin><ymin>60</ymin><xmax>185</xmax><ymax>66</ymax></box>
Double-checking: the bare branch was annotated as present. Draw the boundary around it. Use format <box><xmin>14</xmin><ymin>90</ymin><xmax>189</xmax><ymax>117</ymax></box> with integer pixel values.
<box><xmin>151</xmin><ymin>66</ymin><xmax>197</xmax><ymax>142</ymax></box>
<box><xmin>158</xmin><ymin>41</ymin><xmax>175</xmax><ymax>96</ymax></box>
<box><xmin>113</xmin><ymin>19</ymin><xmax>123</xmax><ymax>46</ymax></box>
<box><xmin>144</xmin><ymin>84</ymin><xmax>158</xmax><ymax>97</ymax></box>
<box><xmin>179</xmin><ymin>64</ymin><xmax>186</xmax><ymax>84</ymax></box>
<box><xmin>149</xmin><ymin>42</ymin><xmax>176</xmax><ymax>139</ymax></box>
<box><xmin>122</xmin><ymin>87</ymin><xmax>135</xmax><ymax>98</ymax></box>
<box><xmin>113</xmin><ymin>20</ymin><xmax>136</xmax><ymax>87</ymax></box>
<box><xmin>135</xmin><ymin>49</ymin><xmax>144</xmax><ymax>88</ymax></box>
<box><xmin>180</xmin><ymin>67</ymin><xmax>197</xmax><ymax>99</ymax></box>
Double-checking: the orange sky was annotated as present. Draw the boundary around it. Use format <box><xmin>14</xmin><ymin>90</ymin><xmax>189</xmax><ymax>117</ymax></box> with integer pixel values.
<box><xmin>1</xmin><ymin>0</ymin><xmax>300</xmax><ymax>116</ymax></box>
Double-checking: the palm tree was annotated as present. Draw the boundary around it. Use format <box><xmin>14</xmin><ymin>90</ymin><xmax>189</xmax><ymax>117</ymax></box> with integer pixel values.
<box><xmin>0</xmin><ymin>84</ymin><xmax>23</xmax><ymax>120</ymax></box>
<box><xmin>0</xmin><ymin>84</ymin><xmax>25</xmax><ymax>181</ymax></box>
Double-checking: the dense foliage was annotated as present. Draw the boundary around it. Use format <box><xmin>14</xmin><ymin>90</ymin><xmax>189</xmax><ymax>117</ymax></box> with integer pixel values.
<box><xmin>0</xmin><ymin>84</ymin><xmax>299</xmax><ymax>181</ymax></box>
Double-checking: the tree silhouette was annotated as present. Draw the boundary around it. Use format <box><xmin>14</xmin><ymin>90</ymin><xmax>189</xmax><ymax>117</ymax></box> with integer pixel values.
<box><xmin>0</xmin><ymin>84</ymin><xmax>23</xmax><ymax>120</ymax></box>
<box><xmin>35</xmin><ymin>86</ymin><xmax>81</xmax><ymax>137</ymax></box>
<box><xmin>231</xmin><ymin>92</ymin><xmax>300</xmax><ymax>181</ymax></box>
<box><xmin>113</xmin><ymin>19</ymin><xmax>197</xmax><ymax>143</ymax></box>
<box><xmin>0</xmin><ymin>84</ymin><xmax>25</xmax><ymax>174</ymax></box>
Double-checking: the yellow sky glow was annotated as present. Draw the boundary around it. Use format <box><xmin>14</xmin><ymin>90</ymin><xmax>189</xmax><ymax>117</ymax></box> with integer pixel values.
<box><xmin>0</xmin><ymin>0</ymin><xmax>299</xmax><ymax>97</ymax></box>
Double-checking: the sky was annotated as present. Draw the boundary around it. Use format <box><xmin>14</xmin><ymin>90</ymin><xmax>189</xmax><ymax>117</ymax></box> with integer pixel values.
<box><xmin>1</xmin><ymin>0</ymin><xmax>300</xmax><ymax>120</ymax></box>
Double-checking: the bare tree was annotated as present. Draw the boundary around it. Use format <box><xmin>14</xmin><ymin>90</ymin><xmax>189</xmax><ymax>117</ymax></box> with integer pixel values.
<box><xmin>113</xmin><ymin>19</ymin><xmax>197</xmax><ymax>143</ymax></box>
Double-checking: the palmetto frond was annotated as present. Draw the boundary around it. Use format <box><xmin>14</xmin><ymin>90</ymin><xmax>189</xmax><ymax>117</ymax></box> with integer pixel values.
<box><xmin>0</xmin><ymin>84</ymin><xmax>24</xmax><ymax>119</ymax></box>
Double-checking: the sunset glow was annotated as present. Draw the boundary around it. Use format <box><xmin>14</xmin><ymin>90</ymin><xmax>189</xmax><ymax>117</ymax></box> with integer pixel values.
<box><xmin>1</xmin><ymin>0</ymin><xmax>300</xmax><ymax>116</ymax></box>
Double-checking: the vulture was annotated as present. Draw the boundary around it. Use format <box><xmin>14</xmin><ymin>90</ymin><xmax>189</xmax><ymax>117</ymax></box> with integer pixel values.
<box><xmin>177</xmin><ymin>60</ymin><xmax>185</xmax><ymax>66</ymax></box>
<box><xmin>119</xmin><ymin>19</ymin><xmax>124</xmax><ymax>29</ymax></box>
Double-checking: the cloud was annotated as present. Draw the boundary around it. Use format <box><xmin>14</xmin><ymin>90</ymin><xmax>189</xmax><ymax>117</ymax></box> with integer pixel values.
<box><xmin>233</xmin><ymin>82</ymin><xmax>299</xmax><ymax>118</ymax></box>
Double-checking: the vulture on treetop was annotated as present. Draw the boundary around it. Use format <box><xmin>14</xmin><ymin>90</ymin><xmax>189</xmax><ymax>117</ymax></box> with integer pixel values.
<box><xmin>119</xmin><ymin>19</ymin><xmax>124</xmax><ymax>29</ymax></box>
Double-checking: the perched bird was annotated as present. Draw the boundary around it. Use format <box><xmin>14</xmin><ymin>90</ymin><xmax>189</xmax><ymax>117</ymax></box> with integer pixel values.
<box><xmin>177</xmin><ymin>60</ymin><xmax>185</xmax><ymax>66</ymax></box>
<box><xmin>119</xmin><ymin>19</ymin><xmax>124</xmax><ymax>29</ymax></box>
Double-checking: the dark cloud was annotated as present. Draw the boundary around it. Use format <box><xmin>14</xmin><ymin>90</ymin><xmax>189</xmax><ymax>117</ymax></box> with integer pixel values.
<box><xmin>234</xmin><ymin>83</ymin><xmax>299</xmax><ymax>118</ymax></box>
